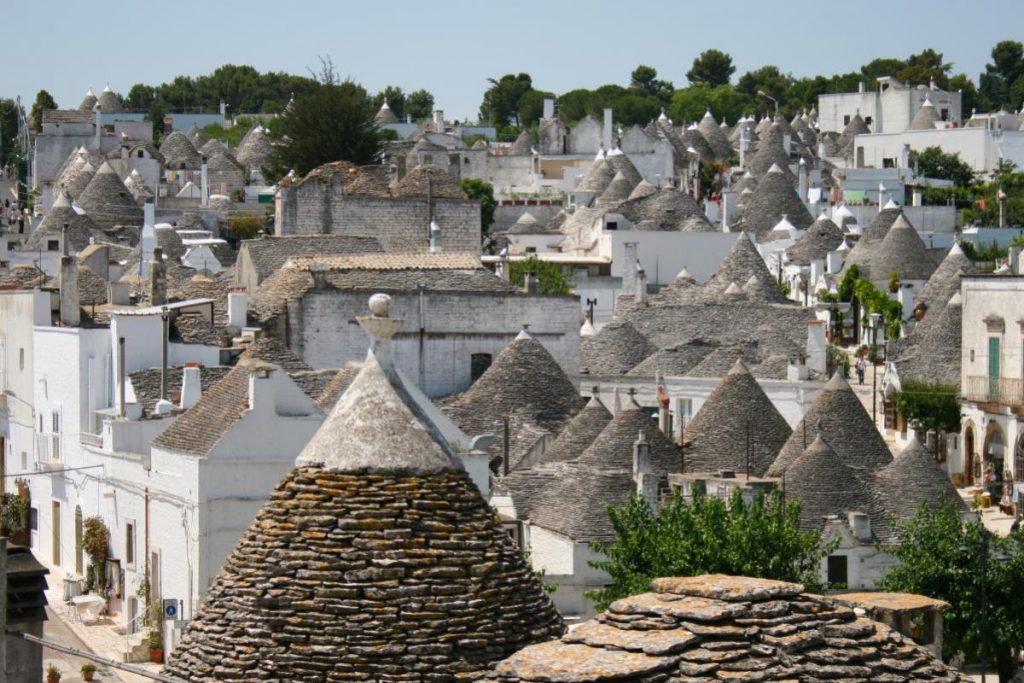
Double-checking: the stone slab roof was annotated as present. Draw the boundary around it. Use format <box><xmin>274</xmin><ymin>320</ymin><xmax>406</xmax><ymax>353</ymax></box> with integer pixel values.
<box><xmin>151</xmin><ymin>364</ymin><xmax>252</xmax><ymax>457</ymax></box>
<box><xmin>287</xmin><ymin>251</ymin><xmax>485</xmax><ymax>271</ymax></box>
<box><xmin>486</xmin><ymin>574</ymin><xmax>965</xmax><ymax>683</ymax></box>
<box><xmin>42</xmin><ymin>109</ymin><xmax>93</xmax><ymax>124</ymax></box>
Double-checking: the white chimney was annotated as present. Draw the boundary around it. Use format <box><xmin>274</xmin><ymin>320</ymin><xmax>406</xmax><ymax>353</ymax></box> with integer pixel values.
<box><xmin>108</xmin><ymin>281</ymin><xmax>131</xmax><ymax>305</ymax></box>
<box><xmin>200</xmin><ymin>156</ymin><xmax>209</xmax><ymax>208</ymax></box>
<box><xmin>59</xmin><ymin>232</ymin><xmax>80</xmax><ymax>327</ymax></box>
<box><xmin>180</xmin><ymin>364</ymin><xmax>202</xmax><ymax>409</ymax></box>
<box><xmin>849</xmin><ymin>511</ymin><xmax>872</xmax><ymax>542</ymax></box>
<box><xmin>1009</xmin><ymin>246</ymin><xmax>1021</xmax><ymax>274</ymax></box>
<box><xmin>542</xmin><ymin>98</ymin><xmax>555</xmax><ymax>120</ymax></box>
<box><xmin>805</xmin><ymin>320</ymin><xmax>826</xmax><ymax>374</ymax></box>
<box><xmin>429</xmin><ymin>219</ymin><xmax>442</xmax><ymax>252</ymax></box>
<box><xmin>739</xmin><ymin>127</ymin><xmax>749</xmax><ymax>169</ymax></box>
<box><xmin>603</xmin><ymin>108</ymin><xmax>613</xmax><ymax>150</ymax></box>
<box><xmin>248</xmin><ymin>365</ymin><xmax>274</xmax><ymax>413</ymax></box>
<box><xmin>912</xmin><ymin>186</ymin><xmax>923</xmax><ymax>207</ymax></box>
<box><xmin>826</xmin><ymin>248</ymin><xmax>845</xmax><ymax>274</ymax></box>
<box><xmin>632</xmin><ymin>431</ymin><xmax>659</xmax><ymax>512</ymax></box>
<box><xmin>621</xmin><ymin>242</ymin><xmax>638</xmax><ymax>295</ymax></box>
<box><xmin>94</xmin><ymin>104</ymin><xmax>102</xmax><ymax>152</ymax></box>
<box><xmin>153</xmin><ymin>399</ymin><xmax>173</xmax><ymax>416</ymax></box>
<box><xmin>798</xmin><ymin>158</ymin><xmax>808</xmax><ymax>201</ymax></box>
<box><xmin>432</xmin><ymin>110</ymin><xmax>444</xmax><ymax>129</ymax></box>
<box><xmin>227</xmin><ymin>287</ymin><xmax>248</xmax><ymax>330</ymax></box>
<box><xmin>787</xmin><ymin>355</ymin><xmax>809</xmax><ymax>381</ymax></box>
<box><xmin>635</xmin><ymin>267</ymin><xmax>648</xmax><ymax>304</ymax></box>
<box><xmin>782</xmin><ymin>133</ymin><xmax>791</xmax><ymax>156</ymax></box>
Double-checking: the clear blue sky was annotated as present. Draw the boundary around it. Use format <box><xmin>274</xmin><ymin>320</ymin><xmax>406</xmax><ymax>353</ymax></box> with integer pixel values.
<box><xmin>10</xmin><ymin>0</ymin><xmax>1024</xmax><ymax>119</ymax></box>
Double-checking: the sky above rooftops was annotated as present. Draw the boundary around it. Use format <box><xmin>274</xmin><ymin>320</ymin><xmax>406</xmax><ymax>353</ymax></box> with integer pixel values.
<box><xmin>10</xmin><ymin>0</ymin><xmax>1024</xmax><ymax>121</ymax></box>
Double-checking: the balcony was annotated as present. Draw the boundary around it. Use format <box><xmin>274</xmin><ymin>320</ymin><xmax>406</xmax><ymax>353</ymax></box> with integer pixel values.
<box><xmin>34</xmin><ymin>434</ymin><xmax>62</xmax><ymax>470</ymax></box>
<box><xmin>965</xmin><ymin>376</ymin><xmax>1024</xmax><ymax>406</ymax></box>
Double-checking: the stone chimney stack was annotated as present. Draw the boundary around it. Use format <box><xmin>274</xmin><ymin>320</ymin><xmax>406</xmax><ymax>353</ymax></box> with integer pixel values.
<box><xmin>602</xmin><ymin>108</ymin><xmax>613</xmax><ymax>150</ymax></box>
<box><xmin>149</xmin><ymin>246</ymin><xmax>166</xmax><ymax>305</ymax></box>
<box><xmin>59</xmin><ymin>226</ymin><xmax>80</xmax><ymax>327</ymax></box>
<box><xmin>308</xmin><ymin>261</ymin><xmax>328</xmax><ymax>289</ymax></box>
<box><xmin>94</xmin><ymin>104</ymin><xmax>102</xmax><ymax>152</ymax></box>
<box><xmin>621</xmin><ymin>242</ymin><xmax>639</xmax><ymax>295</ymax></box>
<box><xmin>632</xmin><ymin>430</ymin><xmax>660</xmax><ymax>512</ymax></box>
<box><xmin>635</xmin><ymin>267</ymin><xmax>648</xmax><ymax>304</ymax></box>
<box><xmin>180</xmin><ymin>364</ymin><xmax>202</xmax><ymax>409</ymax></box>
<box><xmin>227</xmin><ymin>287</ymin><xmax>248</xmax><ymax>330</ymax></box>
<box><xmin>432</xmin><ymin>110</ymin><xmax>444</xmax><ymax>130</ymax></box>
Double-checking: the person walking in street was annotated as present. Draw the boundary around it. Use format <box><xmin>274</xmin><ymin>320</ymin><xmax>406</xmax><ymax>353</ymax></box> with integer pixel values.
<box><xmin>855</xmin><ymin>356</ymin><xmax>866</xmax><ymax>385</ymax></box>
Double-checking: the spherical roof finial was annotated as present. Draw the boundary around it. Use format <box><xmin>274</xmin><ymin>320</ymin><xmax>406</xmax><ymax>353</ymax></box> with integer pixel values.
<box><xmin>369</xmin><ymin>293</ymin><xmax>391</xmax><ymax>318</ymax></box>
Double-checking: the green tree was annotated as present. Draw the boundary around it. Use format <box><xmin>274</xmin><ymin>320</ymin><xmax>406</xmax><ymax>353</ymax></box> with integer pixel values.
<box><xmin>736</xmin><ymin>66</ymin><xmax>792</xmax><ymax>114</ymax></box>
<box><xmin>265</xmin><ymin>81</ymin><xmax>382</xmax><ymax>181</ymax></box>
<box><xmin>891</xmin><ymin>381</ymin><xmax>961</xmax><ymax>455</ymax></box>
<box><xmin>587</xmin><ymin>488</ymin><xmax>832</xmax><ymax>611</ymax></box>
<box><xmin>28</xmin><ymin>89</ymin><xmax>57</xmax><ymax>133</ymax></box>
<box><xmin>630</xmin><ymin>65</ymin><xmax>673</xmax><ymax>104</ymax></box>
<box><xmin>949</xmin><ymin>73</ymin><xmax>978</xmax><ymax>116</ymax></box>
<box><xmin>909</xmin><ymin>146</ymin><xmax>976</xmax><ymax>187</ymax></box>
<box><xmin>668</xmin><ymin>84</ymin><xmax>749</xmax><ymax>126</ymax></box>
<box><xmin>479</xmin><ymin>73</ymin><xmax>533</xmax><ymax>126</ymax></box>
<box><xmin>518</xmin><ymin>89</ymin><xmax>556</xmax><ymax>126</ymax></box>
<box><xmin>405</xmin><ymin>89</ymin><xmax>435</xmax><ymax>121</ymax></box>
<box><xmin>124</xmin><ymin>83</ymin><xmax>157</xmax><ymax>112</ymax></box>
<box><xmin>896</xmin><ymin>48</ymin><xmax>952</xmax><ymax>88</ymax></box>
<box><xmin>0</xmin><ymin>98</ymin><xmax>20</xmax><ymax>165</ymax></box>
<box><xmin>372</xmin><ymin>86</ymin><xmax>405</xmax><ymax>120</ymax></box>
<box><xmin>881</xmin><ymin>499</ymin><xmax>1024</xmax><ymax>682</ymax></box>
<box><xmin>146</xmin><ymin>101</ymin><xmax>167</xmax><ymax>142</ymax></box>
<box><xmin>979</xmin><ymin>40</ymin><xmax>1024</xmax><ymax>109</ymax></box>
<box><xmin>860</xmin><ymin>57</ymin><xmax>907</xmax><ymax>82</ymax></box>
<box><xmin>687</xmin><ymin>49</ymin><xmax>736</xmax><ymax>87</ymax></box>
<box><xmin>459</xmin><ymin>178</ymin><xmax>496</xmax><ymax>239</ymax></box>
<box><xmin>508</xmin><ymin>257</ymin><xmax>572</xmax><ymax>295</ymax></box>
<box><xmin>555</xmin><ymin>88</ymin><xmax>593</xmax><ymax>123</ymax></box>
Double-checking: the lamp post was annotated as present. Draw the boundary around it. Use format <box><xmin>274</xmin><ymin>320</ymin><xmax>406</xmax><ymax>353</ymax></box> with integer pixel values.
<box><xmin>962</xmin><ymin>531</ymin><xmax>1011</xmax><ymax>683</ymax></box>
<box><xmin>757</xmin><ymin>90</ymin><xmax>779</xmax><ymax>118</ymax></box>
<box><xmin>870</xmin><ymin>311</ymin><xmax>881</xmax><ymax>426</ymax></box>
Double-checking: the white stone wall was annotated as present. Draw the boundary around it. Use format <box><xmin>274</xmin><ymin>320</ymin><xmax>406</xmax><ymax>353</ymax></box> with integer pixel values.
<box><xmin>291</xmin><ymin>289</ymin><xmax>580</xmax><ymax>398</ymax></box>
<box><xmin>853</xmin><ymin>128</ymin><xmax>1024</xmax><ymax>173</ymax></box>
<box><xmin>526</xmin><ymin>525</ymin><xmax>610</xmax><ymax>620</ymax></box>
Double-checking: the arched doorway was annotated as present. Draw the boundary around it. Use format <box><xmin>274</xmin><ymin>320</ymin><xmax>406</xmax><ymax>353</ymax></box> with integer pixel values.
<box><xmin>964</xmin><ymin>422</ymin><xmax>976</xmax><ymax>485</ymax></box>
<box><xmin>984</xmin><ymin>422</ymin><xmax>1006</xmax><ymax>500</ymax></box>
<box><xmin>74</xmin><ymin>506</ymin><xmax>83</xmax><ymax>576</ymax></box>
<box><xmin>1015</xmin><ymin>433</ymin><xmax>1024</xmax><ymax>483</ymax></box>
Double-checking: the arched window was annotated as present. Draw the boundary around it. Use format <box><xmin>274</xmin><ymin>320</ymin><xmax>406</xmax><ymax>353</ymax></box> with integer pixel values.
<box><xmin>470</xmin><ymin>353</ymin><xmax>492</xmax><ymax>382</ymax></box>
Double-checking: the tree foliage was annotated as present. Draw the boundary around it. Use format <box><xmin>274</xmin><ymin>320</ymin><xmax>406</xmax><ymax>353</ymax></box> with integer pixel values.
<box><xmin>668</xmin><ymin>84</ymin><xmax>748</xmax><ymax>125</ymax></box>
<box><xmin>630</xmin><ymin>65</ymin><xmax>673</xmax><ymax>104</ymax></box>
<box><xmin>687</xmin><ymin>49</ymin><xmax>736</xmax><ymax>87</ymax></box>
<box><xmin>909</xmin><ymin>146</ymin><xmax>976</xmax><ymax>187</ymax></box>
<box><xmin>405</xmin><ymin>89</ymin><xmax>435</xmax><ymax>121</ymax></box>
<box><xmin>508</xmin><ymin>257</ymin><xmax>572</xmax><ymax>295</ymax></box>
<box><xmin>479</xmin><ymin>73</ymin><xmax>534</xmax><ymax>127</ymax></box>
<box><xmin>979</xmin><ymin>40</ymin><xmax>1024</xmax><ymax>110</ymax></box>
<box><xmin>459</xmin><ymin>178</ymin><xmax>496</xmax><ymax>239</ymax></box>
<box><xmin>0</xmin><ymin>98</ymin><xmax>21</xmax><ymax>164</ymax></box>
<box><xmin>587</xmin><ymin>488</ymin><xmax>832</xmax><ymax>611</ymax></box>
<box><xmin>265</xmin><ymin>81</ymin><xmax>382</xmax><ymax>182</ymax></box>
<box><xmin>881</xmin><ymin>499</ymin><xmax>1024</xmax><ymax>681</ymax></box>
<box><xmin>372</xmin><ymin>85</ymin><xmax>406</xmax><ymax>120</ymax></box>
<box><xmin>892</xmin><ymin>380</ymin><xmax>961</xmax><ymax>441</ymax></box>
<box><xmin>29</xmin><ymin>89</ymin><xmax>57</xmax><ymax>133</ymax></box>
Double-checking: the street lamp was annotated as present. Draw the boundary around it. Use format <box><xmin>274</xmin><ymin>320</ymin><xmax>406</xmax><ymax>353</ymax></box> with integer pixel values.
<box><xmin>757</xmin><ymin>90</ymin><xmax>779</xmax><ymax>118</ymax></box>
<box><xmin>961</xmin><ymin>532</ymin><xmax>1011</xmax><ymax>683</ymax></box>
<box><xmin>870</xmin><ymin>311</ymin><xmax>882</xmax><ymax>425</ymax></box>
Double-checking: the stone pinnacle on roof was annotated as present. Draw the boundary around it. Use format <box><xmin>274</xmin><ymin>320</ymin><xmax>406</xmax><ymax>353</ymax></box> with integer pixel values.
<box><xmin>682</xmin><ymin>360</ymin><xmax>792</xmax><ymax>476</ymax></box>
<box><xmin>165</xmin><ymin>293</ymin><xmax>566</xmax><ymax>681</ymax></box>
<box><xmin>78</xmin><ymin>88</ymin><xmax>97</xmax><ymax>112</ymax></box>
<box><xmin>767</xmin><ymin>371</ymin><xmax>892</xmax><ymax>477</ymax></box>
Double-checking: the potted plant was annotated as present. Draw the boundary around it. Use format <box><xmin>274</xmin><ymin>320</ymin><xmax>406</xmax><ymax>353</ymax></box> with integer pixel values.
<box><xmin>46</xmin><ymin>664</ymin><xmax>61</xmax><ymax>683</ymax></box>
<box><xmin>80</xmin><ymin>663</ymin><xmax>97</xmax><ymax>681</ymax></box>
<box><xmin>147</xmin><ymin>628</ymin><xmax>164</xmax><ymax>664</ymax></box>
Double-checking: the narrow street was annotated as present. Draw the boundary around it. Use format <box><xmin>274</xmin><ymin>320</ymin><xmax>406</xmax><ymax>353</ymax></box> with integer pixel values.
<box><xmin>42</xmin><ymin>606</ymin><xmax>120</xmax><ymax>682</ymax></box>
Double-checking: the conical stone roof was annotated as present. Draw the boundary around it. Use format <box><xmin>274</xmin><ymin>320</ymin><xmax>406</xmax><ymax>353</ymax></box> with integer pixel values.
<box><xmin>894</xmin><ymin>293</ymin><xmax>962</xmax><ymax>386</ymax></box>
<box><xmin>581</xmin><ymin>320</ymin><xmax>659</xmax><ymax>375</ymax></box>
<box><xmin>597</xmin><ymin>171</ymin><xmax>636</xmax><ymax>207</ymax></box>
<box><xmin>908</xmin><ymin>98</ymin><xmax>940</xmax><ymax>131</ymax></box>
<box><xmin>508</xmin><ymin>130</ymin><xmax>535</xmax><ymax>155</ymax></box>
<box><xmin>748</xmin><ymin>125</ymin><xmax>794</xmax><ymax>179</ymax></box>
<box><xmin>159</xmin><ymin>131</ymin><xmax>201</xmax><ymax>170</ymax></box>
<box><xmin>767</xmin><ymin>372</ymin><xmax>892</xmax><ymax>477</ymax></box>
<box><xmin>96</xmin><ymin>85</ymin><xmax>123</xmax><ymax>113</ymax></box>
<box><xmin>875</xmin><ymin>436</ymin><xmax>967</xmax><ymax>522</ymax></box>
<box><xmin>782</xmin><ymin>435</ymin><xmax>890</xmax><ymax>539</ymax></box>
<box><xmin>185</xmin><ymin>124</ymin><xmax>207</xmax><ymax>148</ymax></box>
<box><xmin>443</xmin><ymin>329</ymin><xmax>585</xmax><ymax>471</ymax></box>
<box><xmin>837</xmin><ymin>113</ymin><xmax>870</xmax><ymax>158</ymax></box>
<box><xmin>785</xmin><ymin>213</ymin><xmax>844</xmax><ymax>264</ymax></box>
<box><xmin>682</xmin><ymin>360</ymin><xmax>792</xmax><ymax>476</ymax></box>
<box><xmin>24</xmin><ymin>192</ymin><xmax>103</xmax><ymax>253</ymax></box>
<box><xmin>63</xmin><ymin>162</ymin><xmax>95</xmax><ymax>202</ymax></box>
<box><xmin>605</xmin><ymin>151</ymin><xmax>643</xmax><ymax>186</ymax></box>
<box><xmin>576</xmin><ymin>156</ymin><xmax>616</xmax><ymax>194</ymax></box>
<box><xmin>235</xmin><ymin>125</ymin><xmax>273</xmax><ymax>170</ymax></box>
<box><xmin>75</xmin><ymin>161</ymin><xmax>143</xmax><ymax>232</ymax></box>
<box><xmin>916</xmin><ymin>243</ymin><xmax>973</xmax><ymax>314</ymax></box>
<box><xmin>697</xmin><ymin>111</ymin><xmax>732</xmax><ymax>159</ymax></box>
<box><xmin>78</xmin><ymin>88</ymin><xmax>97</xmax><ymax>112</ymax></box>
<box><xmin>740</xmin><ymin>165</ymin><xmax>814</xmax><ymax>241</ymax></box>
<box><xmin>485</xmin><ymin>574</ymin><xmax>961</xmax><ymax>683</ymax></box>
<box><xmin>869</xmin><ymin>215</ymin><xmax>937</xmax><ymax>282</ymax></box>
<box><xmin>538</xmin><ymin>395</ymin><xmax>613</xmax><ymax>465</ymax></box>
<box><xmin>374</xmin><ymin>101</ymin><xmax>399</xmax><ymax>124</ymax></box>
<box><xmin>680</xmin><ymin>126</ymin><xmax>715</xmax><ymax>162</ymax></box>
<box><xmin>627</xmin><ymin>178</ymin><xmax>658</xmax><ymax>201</ymax></box>
<box><xmin>164</xmin><ymin>296</ymin><xmax>565</xmax><ymax>681</ymax></box>
<box><xmin>199</xmin><ymin>138</ymin><xmax>226</xmax><ymax>156</ymax></box>
<box><xmin>702</xmin><ymin>233</ymin><xmax>787</xmax><ymax>303</ymax></box>
<box><xmin>617</xmin><ymin>188</ymin><xmax>712</xmax><ymax>232</ymax></box>
<box><xmin>840</xmin><ymin>207</ymin><xmax>904</xmax><ymax>277</ymax></box>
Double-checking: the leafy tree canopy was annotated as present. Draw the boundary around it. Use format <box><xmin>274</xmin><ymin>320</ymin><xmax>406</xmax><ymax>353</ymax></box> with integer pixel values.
<box><xmin>587</xmin><ymin>488</ymin><xmax>832</xmax><ymax>611</ymax></box>
<box><xmin>29</xmin><ymin>89</ymin><xmax>57</xmax><ymax>133</ymax></box>
<box><xmin>264</xmin><ymin>81</ymin><xmax>382</xmax><ymax>182</ymax></box>
<box><xmin>479</xmin><ymin>73</ymin><xmax>534</xmax><ymax>127</ymax></box>
<box><xmin>687</xmin><ymin>49</ymin><xmax>736</xmax><ymax>87</ymax></box>
<box><xmin>892</xmin><ymin>380</ymin><xmax>961</xmax><ymax>440</ymax></box>
<box><xmin>508</xmin><ymin>257</ymin><xmax>572</xmax><ymax>295</ymax></box>
<box><xmin>909</xmin><ymin>146</ymin><xmax>976</xmax><ymax>187</ymax></box>
<box><xmin>881</xmin><ymin>499</ymin><xmax>1024</xmax><ymax>681</ymax></box>
<box><xmin>630</xmin><ymin>65</ymin><xmax>673</xmax><ymax>104</ymax></box>
<box><xmin>405</xmin><ymin>89</ymin><xmax>435</xmax><ymax>121</ymax></box>
<box><xmin>459</xmin><ymin>178</ymin><xmax>496</xmax><ymax>239</ymax></box>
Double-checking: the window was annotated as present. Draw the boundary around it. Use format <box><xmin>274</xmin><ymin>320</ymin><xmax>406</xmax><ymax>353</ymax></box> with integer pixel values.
<box><xmin>126</xmin><ymin>520</ymin><xmax>136</xmax><ymax>567</ymax></box>
<box><xmin>843</xmin><ymin>115</ymin><xmax>851</xmax><ymax>125</ymax></box>
<box><xmin>525</xmin><ymin>246</ymin><xmax>537</xmax><ymax>253</ymax></box>
<box><xmin>606</xmin><ymin>221</ymin><xmax>618</xmax><ymax>230</ymax></box>
<box><xmin>864</xmin><ymin>116</ymin><xmax>873</xmax><ymax>126</ymax></box>
<box><xmin>423</xmin><ymin>154</ymin><xmax>433</xmax><ymax>165</ymax></box>
<box><xmin>47</xmin><ymin>240</ymin><xmax>59</xmax><ymax>252</ymax></box>
<box><xmin>827</xmin><ymin>555</ymin><xmax>848</xmax><ymax>588</ymax></box>
<box><xmin>882</xmin><ymin>158</ymin><xmax>896</xmax><ymax>168</ymax></box>
<box><xmin>940</xmin><ymin>108</ymin><xmax>949</xmax><ymax>121</ymax></box>
<box><xmin>137</xmin><ymin>150</ymin><xmax>144</xmax><ymax>158</ymax></box>
<box><xmin>470</xmin><ymin>353</ymin><xmax>493</xmax><ymax>382</ymax></box>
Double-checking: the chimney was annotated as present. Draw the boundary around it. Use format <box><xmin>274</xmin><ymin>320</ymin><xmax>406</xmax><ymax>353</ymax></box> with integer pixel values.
<box><xmin>200</xmin><ymin>155</ymin><xmax>209</xmax><ymax>208</ymax></box>
<box><xmin>429</xmin><ymin>219</ymin><xmax>442</xmax><ymax>252</ymax></box>
<box><xmin>901</xmin><ymin>144</ymin><xmax>911</xmax><ymax>171</ymax></box>
<box><xmin>787</xmin><ymin>354</ymin><xmax>809</xmax><ymax>381</ymax></box>
<box><xmin>308</xmin><ymin>261</ymin><xmax>329</xmax><ymax>289</ymax></box>
<box><xmin>782</xmin><ymin>133</ymin><xmax>791</xmax><ymax>156</ymax></box>
<box><xmin>602</xmin><ymin>108</ymin><xmax>613</xmax><ymax>150</ymax></box>
<box><xmin>798</xmin><ymin>158</ymin><xmax>808</xmax><ymax>201</ymax></box>
<box><xmin>117</xmin><ymin>337</ymin><xmax>126</xmax><ymax>418</ymax></box>
<box><xmin>248</xmin><ymin>364</ymin><xmax>275</xmax><ymax>413</ymax></box>
<box><xmin>633</xmin><ymin>430</ymin><xmax>651</xmax><ymax>478</ymax></box>
<box><xmin>739</xmin><ymin>126</ymin><xmax>749</xmax><ymax>169</ymax></box>
<box><xmin>621</xmin><ymin>242</ymin><xmax>638</xmax><ymax>295</ymax></box>
<box><xmin>635</xmin><ymin>267</ymin><xmax>648</xmax><ymax>304</ymax></box>
<box><xmin>140</xmin><ymin>202</ymin><xmax>155</xmax><ymax>276</ymax></box>
<box><xmin>227</xmin><ymin>286</ymin><xmax>248</xmax><ymax>330</ymax></box>
<box><xmin>848</xmin><ymin>511</ymin><xmax>872</xmax><ymax>542</ymax></box>
<box><xmin>498</xmin><ymin>255</ymin><xmax>510</xmax><ymax>282</ymax></box>
<box><xmin>219</xmin><ymin>100</ymin><xmax>226</xmax><ymax>117</ymax></box>
<box><xmin>542</xmin><ymin>98</ymin><xmax>555</xmax><ymax>120</ymax></box>
<box><xmin>633</xmin><ymin>431</ymin><xmax>660</xmax><ymax>512</ymax></box>
<box><xmin>826</xmin><ymin>247</ymin><xmax>844</xmax><ymax>274</ymax></box>
<box><xmin>912</xmin><ymin>186</ymin><xmax>923</xmax><ymax>207</ymax></box>
<box><xmin>432</xmin><ymin>110</ymin><xmax>444</xmax><ymax>129</ymax></box>
<box><xmin>94</xmin><ymin>104</ymin><xmax>102</xmax><ymax>152</ymax></box>
<box><xmin>523</xmin><ymin>271</ymin><xmax>539</xmax><ymax>295</ymax></box>
<box><xmin>149</xmin><ymin>246</ymin><xmax>166</xmax><ymax>305</ymax></box>
<box><xmin>59</xmin><ymin>227</ymin><xmax>80</xmax><ymax>327</ymax></box>
<box><xmin>108</xmin><ymin>281</ymin><xmax>131</xmax><ymax>305</ymax></box>
<box><xmin>1008</xmin><ymin>245</ymin><xmax>1021</xmax><ymax>275</ymax></box>
<box><xmin>721</xmin><ymin>193</ymin><xmax>730</xmax><ymax>232</ymax></box>
<box><xmin>805</xmin><ymin>320</ymin><xmax>826</xmax><ymax>374</ymax></box>
<box><xmin>180</xmin><ymin>363</ymin><xmax>202</xmax><ymax>409</ymax></box>
<box><xmin>858</xmin><ymin>82</ymin><xmax>865</xmax><ymax>93</ymax></box>
<box><xmin>878</xmin><ymin>182</ymin><xmax>887</xmax><ymax>209</ymax></box>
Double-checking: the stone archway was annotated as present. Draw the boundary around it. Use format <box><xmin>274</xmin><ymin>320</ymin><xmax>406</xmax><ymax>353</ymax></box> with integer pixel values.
<box><xmin>963</xmin><ymin>421</ymin><xmax>976</xmax><ymax>485</ymax></box>
<box><xmin>984</xmin><ymin>422</ymin><xmax>1006</xmax><ymax>475</ymax></box>
<box><xmin>1015</xmin><ymin>433</ymin><xmax>1024</xmax><ymax>483</ymax></box>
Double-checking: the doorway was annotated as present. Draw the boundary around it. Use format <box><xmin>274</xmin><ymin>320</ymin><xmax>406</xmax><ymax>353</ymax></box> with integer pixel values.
<box><xmin>51</xmin><ymin>500</ymin><xmax>61</xmax><ymax>567</ymax></box>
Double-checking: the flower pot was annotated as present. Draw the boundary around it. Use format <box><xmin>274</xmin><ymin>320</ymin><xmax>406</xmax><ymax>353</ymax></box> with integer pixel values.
<box><xmin>83</xmin><ymin>672</ymin><xmax>95</xmax><ymax>682</ymax></box>
<box><xmin>47</xmin><ymin>677</ymin><xmax>60</xmax><ymax>683</ymax></box>
<box><xmin>150</xmin><ymin>647</ymin><xmax>164</xmax><ymax>664</ymax></box>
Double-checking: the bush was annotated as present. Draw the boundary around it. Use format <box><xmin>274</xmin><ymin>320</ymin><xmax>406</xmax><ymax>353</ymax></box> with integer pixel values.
<box><xmin>226</xmin><ymin>214</ymin><xmax>266</xmax><ymax>241</ymax></box>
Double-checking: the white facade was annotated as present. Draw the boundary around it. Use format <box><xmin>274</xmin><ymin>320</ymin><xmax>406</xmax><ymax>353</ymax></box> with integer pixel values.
<box><xmin>818</xmin><ymin>79</ymin><xmax>961</xmax><ymax>135</ymax></box>
<box><xmin>959</xmin><ymin>274</ymin><xmax>1024</xmax><ymax>485</ymax></box>
<box><xmin>854</xmin><ymin>127</ymin><xmax>1024</xmax><ymax>174</ymax></box>
<box><xmin>526</xmin><ymin>525</ymin><xmax>610</xmax><ymax>620</ymax></box>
